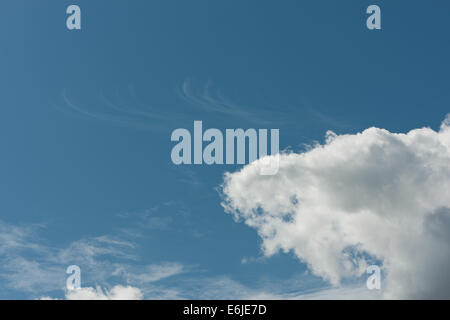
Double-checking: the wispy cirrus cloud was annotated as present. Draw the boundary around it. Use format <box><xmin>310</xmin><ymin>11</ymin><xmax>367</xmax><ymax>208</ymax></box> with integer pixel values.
<box><xmin>57</xmin><ymin>79</ymin><xmax>290</xmax><ymax>132</ymax></box>
<box><xmin>1</xmin><ymin>218</ymin><xmax>378</xmax><ymax>300</ymax></box>
<box><xmin>58</xmin><ymin>86</ymin><xmax>183</xmax><ymax>131</ymax></box>
<box><xmin>178</xmin><ymin>78</ymin><xmax>288</xmax><ymax>125</ymax></box>
<box><xmin>0</xmin><ymin>219</ymin><xmax>187</xmax><ymax>298</ymax></box>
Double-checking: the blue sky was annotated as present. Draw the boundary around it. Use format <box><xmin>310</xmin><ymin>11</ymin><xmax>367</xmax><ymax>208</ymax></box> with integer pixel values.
<box><xmin>1</xmin><ymin>0</ymin><xmax>450</xmax><ymax>299</ymax></box>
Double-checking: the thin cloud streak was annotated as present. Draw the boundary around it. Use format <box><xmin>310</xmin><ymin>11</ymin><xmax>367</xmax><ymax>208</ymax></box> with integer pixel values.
<box><xmin>178</xmin><ymin>79</ymin><xmax>287</xmax><ymax>125</ymax></box>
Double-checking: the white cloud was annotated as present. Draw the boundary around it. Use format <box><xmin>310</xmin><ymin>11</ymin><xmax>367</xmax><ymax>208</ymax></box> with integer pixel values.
<box><xmin>65</xmin><ymin>285</ymin><xmax>143</xmax><ymax>300</ymax></box>
<box><xmin>0</xmin><ymin>218</ymin><xmax>377</xmax><ymax>300</ymax></box>
<box><xmin>0</xmin><ymin>220</ymin><xmax>186</xmax><ymax>298</ymax></box>
<box><xmin>123</xmin><ymin>263</ymin><xmax>185</xmax><ymax>283</ymax></box>
<box><xmin>179</xmin><ymin>79</ymin><xmax>286</xmax><ymax>125</ymax></box>
<box><xmin>1</xmin><ymin>257</ymin><xmax>65</xmax><ymax>293</ymax></box>
<box><xmin>292</xmin><ymin>286</ymin><xmax>381</xmax><ymax>300</ymax></box>
<box><xmin>221</xmin><ymin>116</ymin><xmax>450</xmax><ymax>299</ymax></box>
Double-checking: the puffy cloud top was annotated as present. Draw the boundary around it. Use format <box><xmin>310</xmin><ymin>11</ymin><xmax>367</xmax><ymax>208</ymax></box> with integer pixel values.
<box><xmin>66</xmin><ymin>285</ymin><xmax>143</xmax><ymax>300</ymax></box>
<box><xmin>222</xmin><ymin>116</ymin><xmax>450</xmax><ymax>299</ymax></box>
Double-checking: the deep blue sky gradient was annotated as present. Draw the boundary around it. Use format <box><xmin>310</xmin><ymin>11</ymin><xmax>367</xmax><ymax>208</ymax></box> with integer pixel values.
<box><xmin>0</xmin><ymin>0</ymin><xmax>449</xmax><ymax>298</ymax></box>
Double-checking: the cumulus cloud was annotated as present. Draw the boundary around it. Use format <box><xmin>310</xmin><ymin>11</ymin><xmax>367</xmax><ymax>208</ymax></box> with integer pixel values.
<box><xmin>65</xmin><ymin>285</ymin><xmax>143</xmax><ymax>300</ymax></box>
<box><xmin>221</xmin><ymin>116</ymin><xmax>450</xmax><ymax>299</ymax></box>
